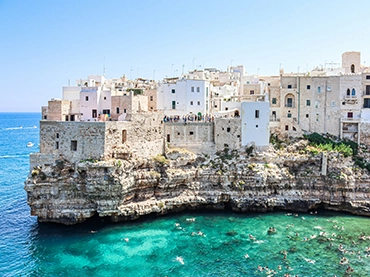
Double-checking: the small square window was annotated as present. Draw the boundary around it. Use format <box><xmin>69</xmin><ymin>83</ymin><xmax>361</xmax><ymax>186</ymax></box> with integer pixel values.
<box><xmin>367</xmin><ymin>75</ymin><xmax>370</xmax><ymax>80</ymax></box>
<box><xmin>172</xmin><ymin>89</ymin><xmax>175</xmax><ymax>94</ymax></box>
<box><xmin>189</xmin><ymin>131</ymin><xmax>194</xmax><ymax>135</ymax></box>
<box><xmin>272</xmin><ymin>98</ymin><xmax>277</xmax><ymax>104</ymax></box>
<box><xmin>288</xmin><ymin>85</ymin><xmax>292</xmax><ymax>89</ymax></box>
<box><xmin>307</xmin><ymin>85</ymin><xmax>311</xmax><ymax>89</ymax></box>
<box><xmin>306</xmin><ymin>100</ymin><xmax>311</xmax><ymax>106</ymax></box>
<box><xmin>197</xmin><ymin>101</ymin><xmax>200</xmax><ymax>105</ymax></box>
<box><xmin>287</xmin><ymin>113</ymin><xmax>292</xmax><ymax>118</ymax></box>
<box><xmin>250</xmin><ymin>90</ymin><xmax>255</xmax><ymax>95</ymax></box>
<box><xmin>256</xmin><ymin>125</ymin><xmax>258</xmax><ymax>128</ymax></box>
<box><xmin>306</xmin><ymin>114</ymin><xmax>309</xmax><ymax>118</ymax></box>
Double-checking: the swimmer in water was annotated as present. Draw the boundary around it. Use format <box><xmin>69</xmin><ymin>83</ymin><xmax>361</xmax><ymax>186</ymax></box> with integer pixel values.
<box><xmin>176</xmin><ymin>256</ymin><xmax>184</xmax><ymax>265</ymax></box>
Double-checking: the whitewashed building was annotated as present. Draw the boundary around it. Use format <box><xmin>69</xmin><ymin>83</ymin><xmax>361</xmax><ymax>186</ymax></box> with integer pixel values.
<box><xmin>157</xmin><ymin>78</ymin><xmax>212</xmax><ymax>116</ymax></box>
<box><xmin>241</xmin><ymin>102</ymin><xmax>270</xmax><ymax>147</ymax></box>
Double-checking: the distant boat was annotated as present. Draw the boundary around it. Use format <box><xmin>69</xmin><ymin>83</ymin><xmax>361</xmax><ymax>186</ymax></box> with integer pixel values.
<box><xmin>27</xmin><ymin>142</ymin><xmax>34</xmax><ymax>147</ymax></box>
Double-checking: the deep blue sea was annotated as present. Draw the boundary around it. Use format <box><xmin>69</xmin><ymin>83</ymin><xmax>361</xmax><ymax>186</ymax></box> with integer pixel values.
<box><xmin>1</xmin><ymin>112</ymin><xmax>370</xmax><ymax>277</ymax></box>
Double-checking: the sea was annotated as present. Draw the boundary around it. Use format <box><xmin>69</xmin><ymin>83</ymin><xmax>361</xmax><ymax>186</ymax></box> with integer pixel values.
<box><xmin>1</xmin><ymin>112</ymin><xmax>370</xmax><ymax>277</ymax></box>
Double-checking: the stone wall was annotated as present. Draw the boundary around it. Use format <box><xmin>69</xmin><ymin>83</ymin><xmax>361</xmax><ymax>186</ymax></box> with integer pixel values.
<box><xmin>105</xmin><ymin>112</ymin><xmax>165</xmax><ymax>159</ymax></box>
<box><xmin>164</xmin><ymin>122</ymin><xmax>215</xmax><ymax>154</ymax></box>
<box><xmin>39</xmin><ymin>121</ymin><xmax>106</xmax><ymax>163</ymax></box>
<box><xmin>214</xmin><ymin>118</ymin><xmax>241</xmax><ymax>150</ymax></box>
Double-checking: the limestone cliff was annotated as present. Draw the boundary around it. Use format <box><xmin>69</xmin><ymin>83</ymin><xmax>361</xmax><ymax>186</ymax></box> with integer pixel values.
<box><xmin>24</xmin><ymin>140</ymin><xmax>370</xmax><ymax>225</ymax></box>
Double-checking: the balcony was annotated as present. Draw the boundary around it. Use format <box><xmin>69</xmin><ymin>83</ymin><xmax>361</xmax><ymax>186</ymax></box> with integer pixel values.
<box><xmin>341</xmin><ymin>117</ymin><xmax>360</xmax><ymax>123</ymax></box>
<box><xmin>284</xmin><ymin>103</ymin><xmax>295</xmax><ymax>108</ymax></box>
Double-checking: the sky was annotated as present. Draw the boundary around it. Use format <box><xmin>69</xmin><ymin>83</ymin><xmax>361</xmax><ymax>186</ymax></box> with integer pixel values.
<box><xmin>1</xmin><ymin>0</ymin><xmax>370</xmax><ymax>112</ymax></box>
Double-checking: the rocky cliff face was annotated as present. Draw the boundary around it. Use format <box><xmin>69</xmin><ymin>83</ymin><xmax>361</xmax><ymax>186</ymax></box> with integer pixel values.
<box><xmin>24</xmin><ymin>140</ymin><xmax>370</xmax><ymax>225</ymax></box>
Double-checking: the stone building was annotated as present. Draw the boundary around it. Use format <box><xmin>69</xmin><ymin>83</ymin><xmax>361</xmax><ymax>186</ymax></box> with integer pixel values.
<box><xmin>31</xmin><ymin>111</ymin><xmax>165</xmax><ymax>168</ymax></box>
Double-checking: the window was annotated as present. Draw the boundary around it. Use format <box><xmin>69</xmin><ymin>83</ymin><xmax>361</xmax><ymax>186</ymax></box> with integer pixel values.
<box><xmin>56</xmin><ymin>133</ymin><xmax>59</xmax><ymax>139</ymax></box>
<box><xmin>103</xmin><ymin>109</ymin><xmax>110</xmax><ymax>115</ymax></box>
<box><xmin>197</xmin><ymin>101</ymin><xmax>200</xmax><ymax>105</ymax></box>
<box><xmin>65</xmin><ymin>115</ymin><xmax>68</xmax><ymax>121</ymax></box>
<box><xmin>348</xmin><ymin>112</ymin><xmax>353</xmax><ymax>118</ymax></box>
<box><xmin>272</xmin><ymin>98</ymin><xmax>277</xmax><ymax>104</ymax></box>
<box><xmin>366</xmin><ymin>85</ymin><xmax>370</xmax><ymax>95</ymax></box>
<box><xmin>150</xmin><ymin>96</ymin><xmax>153</xmax><ymax>101</ymax></box>
<box><xmin>124</xmin><ymin>108</ymin><xmax>127</xmax><ymax>113</ymax></box>
<box><xmin>255</xmin><ymin>110</ymin><xmax>259</xmax><ymax>118</ymax></box>
<box><xmin>318</xmin><ymin>87</ymin><xmax>321</xmax><ymax>94</ymax></box>
<box><xmin>122</xmin><ymin>130</ymin><xmax>127</xmax><ymax>143</ymax></box>
<box><xmin>172</xmin><ymin>101</ymin><xmax>176</xmax><ymax>109</ymax></box>
<box><xmin>316</xmin><ymin>114</ymin><xmax>319</xmax><ymax>121</ymax></box>
<box><xmin>285</xmin><ymin>125</ymin><xmax>289</xmax><ymax>131</ymax></box>
<box><xmin>71</xmin><ymin>140</ymin><xmax>77</xmax><ymax>151</ymax></box>
<box><xmin>167</xmin><ymin>134</ymin><xmax>170</xmax><ymax>143</ymax></box>
<box><xmin>352</xmin><ymin>88</ymin><xmax>356</xmax><ymax>96</ymax></box>
<box><xmin>70</xmin><ymin>115</ymin><xmax>75</xmax><ymax>121</ymax></box>
<box><xmin>197</xmin><ymin>87</ymin><xmax>200</xmax><ymax>92</ymax></box>
<box><xmin>286</xmin><ymin>98</ymin><xmax>293</xmax><ymax>107</ymax></box>
<box><xmin>287</xmin><ymin>112</ymin><xmax>292</xmax><ymax>118</ymax></box>
<box><xmin>225</xmin><ymin>107</ymin><xmax>229</xmax><ymax>111</ymax></box>
<box><xmin>92</xmin><ymin>109</ymin><xmax>97</xmax><ymax>118</ymax></box>
<box><xmin>347</xmin><ymin>88</ymin><xmax>351</xmax><ymax>96</ymax></box>
<box><xmin>116</xmin><ymin>107</ymin><xmax>119</xmax><ymax>114</ymax></box>
<box><xmin>189</xmin><ymin>131</ymin><xmax>194</xmax><ymax>135</ymax></box>
<box><xmin>256</xmin><ymin>125</ymin><xmax>258</xmax><ymax>128</ymax></box>
<box><xmin>55</xmin><ymin>141</ymin><xmax>59</xmax><ymax>149</ymax></box>
<box><xmin>85</xmin><ymin>96</ymin><xmax>89</xmax><ymax>101</ymax></box>
<box><xmin>206</xmin><ymin>87</ymin><xmax>209</xmax><ymax>97</ymax></box>
<box><xmin>190</xmin><ymin>101</ymin><xmax>193</xmax><ymax>105</ymax></box>
<box><xmin>288</xmin><ymin>85</ymin><xmax>292</xmax><ymax>89</ymax></box>
<box><xmin>351</xmin><ymin>64</ymin><xmax>355</xmax><ymax>73</ymax></box>
<box><xmin>272</xmin><ymin>111</ymin><xmax>276</xmax><ymax>120</ymax></box>
<box><xmin>43</xmin><ymin>115</ymin><xmax>47</xmax><ymax>119</ymax></box>
<box><xmin>306</xmin><ymin>114</ymin><xmax>309</xmax><ymax>118</ymax></box>
<box><xmin>364</xmin><ymin>99</ymin><xmax>370</xmax><ymax>108</ymax></box>
<box><xmin>306</xmin><ymin>100</ymin><xmax>311</xmax><ymax>106</ymax></box>
<box><xmin>191</xmin><ymin>87</ymin><xmax>194</xmax><ymax>92</ymax></box>
<box><xmin>172</xmin><ymin>89</ymin><xmax>175</xmax><ymax>94</ymax></box>
<box><xmin>104</xmin><ymin>96</ymin><xmax>106</xmax><ymax>100</ymax></box>
<box><xmin>307</xmin><ymin>85</ymin><xmax>311</xmax><ymax>90</ymax></box>
<box><xmin>366</xmin><ymin>75</ymin><xmax>370</xmax><ymax>80</ymax></box>
<box><xmin>227</xmin><ymin>127</ymin><xmax>230</xmax><ymax>132</ymax></box>
<box><xmin>250</xmin><ymin>90</ymin><xmax>255</xmax><ymax>95</ymax></box>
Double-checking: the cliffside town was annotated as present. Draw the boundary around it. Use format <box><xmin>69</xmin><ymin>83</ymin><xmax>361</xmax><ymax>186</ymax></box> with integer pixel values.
<box><xmin>24</xmin><ymin>51</ymin><xmax>370</xmax><ymax>224</ymax></box>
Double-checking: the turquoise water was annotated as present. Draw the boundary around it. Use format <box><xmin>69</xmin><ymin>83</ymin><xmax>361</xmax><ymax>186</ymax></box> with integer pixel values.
<box><xmin>1</xmin><ymin>113</ymin><xmax>370</xmax><ymax>277</ymax></box>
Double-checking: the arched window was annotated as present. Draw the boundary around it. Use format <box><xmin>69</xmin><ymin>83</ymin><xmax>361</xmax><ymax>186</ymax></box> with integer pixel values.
<box><xmin>347</xmin><ymin>89</ymin><xmax>351</xmax><ymax>96</ymax></box>
<box><xmin>352</xmin><ymin>88</ymin><xmax>356</xmax><ymax>96</ymax></box>
<box><xmin>351</xmin><ymin>64</ymin><xmax>355</xmax><ymax>73</ymax></box>
<box><xmin>234</xmin><ymin>110</ymin><xmax>240</xmax><ymax>117</ymax></box>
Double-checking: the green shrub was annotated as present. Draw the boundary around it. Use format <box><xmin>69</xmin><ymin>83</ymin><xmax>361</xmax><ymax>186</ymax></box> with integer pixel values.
<box><xmin>153</xmin><ymin>154</ymin><xmax>169</xmax><ymax>165</ymax></box>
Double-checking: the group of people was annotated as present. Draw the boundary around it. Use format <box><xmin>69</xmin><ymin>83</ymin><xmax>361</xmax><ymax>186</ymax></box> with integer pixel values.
<box><xmin>163</xmin><ymin>114</ymin><xmax>215</xmax><ymax>123</ymax></box>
